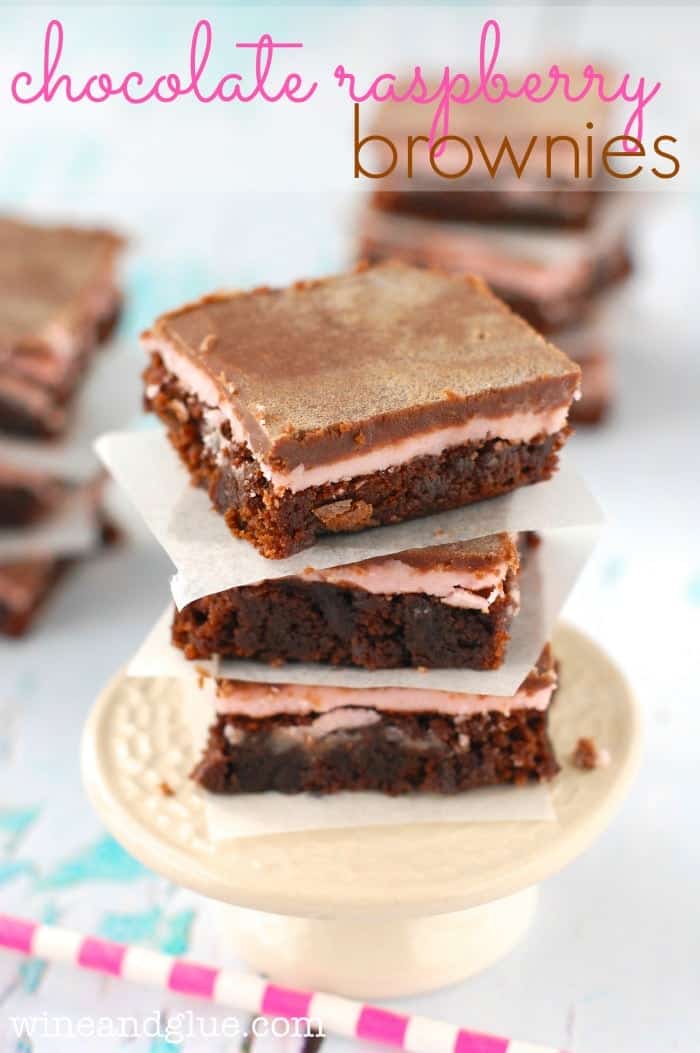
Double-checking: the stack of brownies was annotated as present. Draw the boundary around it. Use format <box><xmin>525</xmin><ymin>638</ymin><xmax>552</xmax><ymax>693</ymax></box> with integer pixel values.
<box><xmin>0</xmin><ymin>217</ymin><xmax>123</xmax><ymax>635</ymax></box>
<box><xmin>138</xmin><ymin>260</ymin><xmax>582</xmax><ymax>797</ymax></box>
<box><xmin>359</xmin><ymin>73</ymin><xmax>634</xmax><ymax>425</ymax></box>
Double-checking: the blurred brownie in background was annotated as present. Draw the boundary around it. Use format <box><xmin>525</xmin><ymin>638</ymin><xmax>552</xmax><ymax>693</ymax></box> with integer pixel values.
<box><xmin>359</xmin><ymin>203</ymin><xmax>632</xmax><ymax>335</ymax></box>
<box><xmin>556</xmin><ymin>322</ymin><xmax>615</xmax><ymax>425</ymax></box>
<box><xmin>0</xmin><ymin>215</ymin><xmax>125</xmax><ymax>635</ymax></box>
<box><xmin>0</xmin><ymin>463</ymin><xmax>71</xmax><ymax>528</ymax></box>
<box><xmin>0</xmin><ymin>511</ymin><xmax>120</xmax><ymax>637</ymax></box>
<box><xmin>359</xmin><ymin>67</ymin><xmax>633</xmax><ymax>426</ymax></box>
<box><xmin>368</xmin><ymin>73</ymin><xmax>615</xmax><ymax>228</ymax></box>
<box><xmin>0</xmin><ymin>217</ymin><xmax>123</xmax><ymax>438</ymax></box>
<box><xmin>0</xmin><ymin>557</ymin><xmax>70</xmax><ymax>636</ymax></box>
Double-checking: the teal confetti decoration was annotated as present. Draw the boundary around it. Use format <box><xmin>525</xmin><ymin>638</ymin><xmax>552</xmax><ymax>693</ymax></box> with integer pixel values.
<box><xmin>99</xmin><ymin>906</ymin><xmax>162</xmax><ymax>944</ymax></box>
<box><xmin>601</xmin><ymin>556</ymin><xmax>626</xmax><ymax>587</ymax></box>
<box><xmin>123</xmin><ymin>259</ymin><xmax>216</xmax><ymax>337</ymax></box>
<box><xmin>0</xmin><ymin>860</ymin><xmax>36</xmax><ymax>886</ymax></box>
<box><xmin>0</xmin><ymin>807</ymin><xmax>40</xmax><ymax>886</ymax></box>
<box><xmin>98</xmin><ymin>906</ymin><xmax>195</xmax><ymax>956</ymax></box>
<box><xmin>159</xmin><ymin>907</ymin><xmax>195</xmax><ymax>956</ymax></box>
<box><xmin>39</xmin><ymin>834</ymin><xmax>146</xmax><ymax>889</ymax></box>
<box><xmin>19</xmin><ymin>904</ymin><xmax>60</xmax><ymax>995</ymax></box>
<box><xmin>18</xmin><ymin>957</ymin><xmax>47</xmax><ymax>997</ymax></box>
<box><xmin>686</xmin><ymin>573</ymin><xmax>700</xmax><ymax>606</ymax></box>
<box><xmin>149</xmin><ymin>1036</ymin><xmax>181</xmax><ymax>1052</ymax></box>
<box><xmin>0</xmin><ymin>806</ymin><xmax>40</xmax><ymax>839</ymax></box>
<box><xmin>14</xmin><ymin>668</ymin><xmax>39</xmax><ymax>701</ymax></box>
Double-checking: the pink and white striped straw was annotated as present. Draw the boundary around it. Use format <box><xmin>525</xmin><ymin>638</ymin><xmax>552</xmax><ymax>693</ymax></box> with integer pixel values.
<box><xmin>0</xmin><ymin>914</ymin><xmax>566</xmax><ymax>1053</ymax></box>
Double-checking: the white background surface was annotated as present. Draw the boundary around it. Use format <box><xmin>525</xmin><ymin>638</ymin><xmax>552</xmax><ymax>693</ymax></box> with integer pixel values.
<box><xmin>1</xmin><ymin>5</ymin><xmax>699</xmax><ymax>1052</ymax></box>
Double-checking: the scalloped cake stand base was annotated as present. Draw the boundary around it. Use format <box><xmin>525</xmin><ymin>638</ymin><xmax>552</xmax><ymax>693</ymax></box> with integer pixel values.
<box><xmin>82</xmin><ymin>623</ymin><xmax>641</xmax><ymax>998</ymax></box>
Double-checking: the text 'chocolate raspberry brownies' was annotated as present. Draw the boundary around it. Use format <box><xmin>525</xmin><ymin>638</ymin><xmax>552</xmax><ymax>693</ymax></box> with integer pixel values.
<box><xmin>143</xmin><ymin>262</ymin><xmax>580</xmax><ymax>558</ymax></box>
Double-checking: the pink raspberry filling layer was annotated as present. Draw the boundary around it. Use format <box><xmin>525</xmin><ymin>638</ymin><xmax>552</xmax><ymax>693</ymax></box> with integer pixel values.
<box><xmin>298</xmin><ymin>557</ymin><xmax>511</xmax><ymax>611</ymax></box>
<box><xmin>212</xmin><ymin>676</ymin><xmax>556</xmax><ymax>720</ymax></box>
<box><xmin>147</xmin><ymin>338</ymin><xmax>571</xmax><ymax>494</ymax></box>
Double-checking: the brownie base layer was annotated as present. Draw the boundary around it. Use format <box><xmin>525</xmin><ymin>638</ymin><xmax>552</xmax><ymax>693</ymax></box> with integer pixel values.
<box><xmin>192</xmin><ymin>705</ymin><xmax>559</xmax><ymax>795</ymax></box>
<box><xmin>0</xmin><ymin>300</ymin><xmax>122</xmax><ymax>439</ymax></box>
<box><xmin>146</xmin><ymin>358</ymin><xmax>569</xmax><ymax>559</ymax></box>
<box><xmin>372</xmin><ymin>189</ymin><xmax>598</xmax><ymax>230</ymax></box>
<box><xmin>173</xmin><ymin>569</ymin><xmax>517</xmax><ymax>669</ymax></box>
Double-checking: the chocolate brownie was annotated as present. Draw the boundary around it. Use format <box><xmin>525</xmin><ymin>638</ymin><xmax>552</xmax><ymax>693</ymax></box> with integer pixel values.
<box><xmin>0</xmin><ymin>465</ymin><xmax>70</xmax><ymax>528</ymax></box>
<box><xmin>0</xmin><ymin>558</ymin><xmax>70</xmax><ymax>637</ymax></box>
<box><xmin>569</xmin><ymin>351</ymin><xmax>612</xmax><ymax>425</ymax></box>
<box><xmin>359</xmin><ymin>205</ymin><xmax>632</xmax><ymax>334</ymax></box>
<box><xmin>144</xmin><ymin>262</ymin><xmax>580</xmax><ymax>558</ymax></box>
<box><xmin>173</xmin><ymin>533</ymin><xmax>521</xmax><ymax>670</ymax></box>
<box><xmin>0</xmin><ymin>514</ymin><xmax>121</xmax><ymax>637</ymax></box>
<box><xmin>372</xmin><ymin>189</ymin><xmax>600</xmax><ymax>231</ymax></box>
<box><xmin>191</xmin><ymin>646</ymin><xmax>559</xmax><ymax>795</ymax></box>
<box><xmin>556</xmin><ymin>326</ymin><xmax>615</xmax><ymax>426</ymax></box>
<box><xmin>0</xmin><ymin>217</ymin><xmax>123</xmax><ymax>438</ymax></box>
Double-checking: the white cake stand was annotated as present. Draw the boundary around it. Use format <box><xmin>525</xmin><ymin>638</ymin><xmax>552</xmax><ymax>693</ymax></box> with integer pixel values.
<box><xmin>82</xmin><ymin>623</ymin><xmax>641</xmax><ymax>998</ymax></box>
